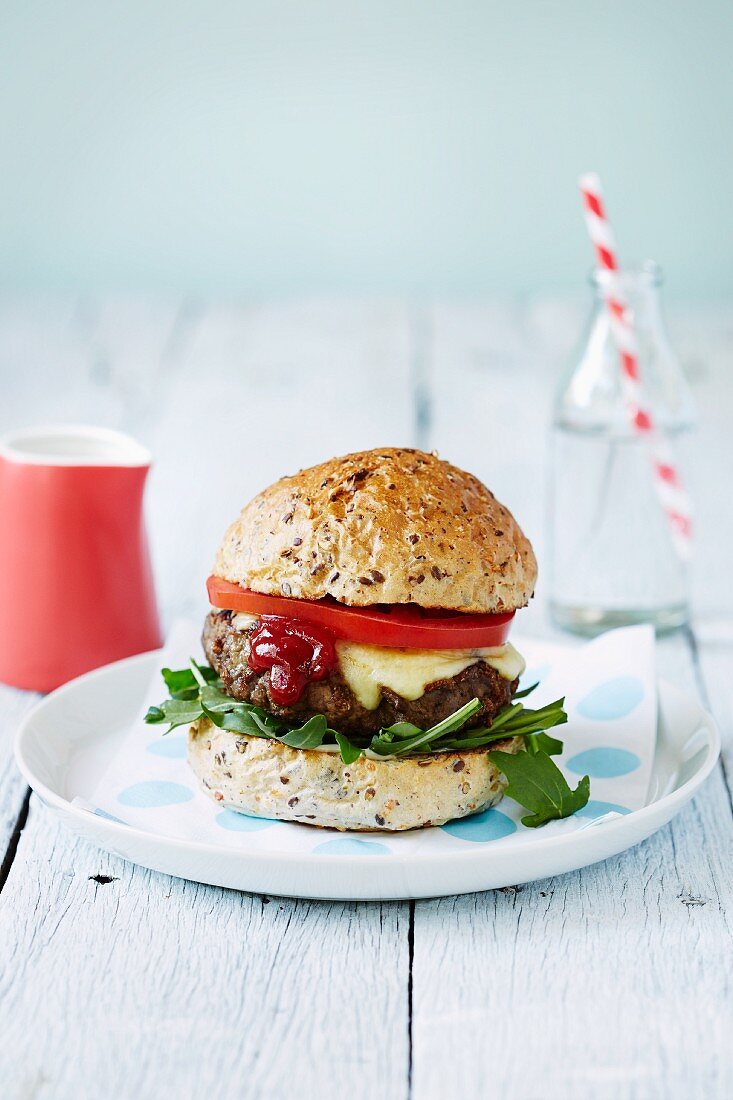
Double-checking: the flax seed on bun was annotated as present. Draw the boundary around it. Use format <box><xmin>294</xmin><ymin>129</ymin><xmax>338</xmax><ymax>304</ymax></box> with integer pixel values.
<box><xmin>213</xmin><ymin>448</ymin><xmax>536</xmax><ymax>614</ymax></box>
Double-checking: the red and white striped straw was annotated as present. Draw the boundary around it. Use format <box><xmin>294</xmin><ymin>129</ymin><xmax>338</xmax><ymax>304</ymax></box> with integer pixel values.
<box><xmin>578</xmin><ymin>172</ymin><xmax>692</xmax><ymax>560</ymax></box>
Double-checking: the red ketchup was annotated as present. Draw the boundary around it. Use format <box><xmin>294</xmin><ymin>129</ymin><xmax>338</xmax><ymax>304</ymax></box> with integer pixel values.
<box><xmin>247</xmin><ymin>615</ymin><xmax>337</xmax><ymax>706</ymax></box>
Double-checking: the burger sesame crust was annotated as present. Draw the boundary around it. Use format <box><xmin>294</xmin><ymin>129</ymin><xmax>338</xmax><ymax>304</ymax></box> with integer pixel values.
<box><xmin>213</xmin><ymin>448</ymin><xmax>537</xmax><ymax>614</ymax></box>
<box><xmin>188</xmin><ymin>717</ymin><xmax>524</xmax><ymax>832</ymax></box>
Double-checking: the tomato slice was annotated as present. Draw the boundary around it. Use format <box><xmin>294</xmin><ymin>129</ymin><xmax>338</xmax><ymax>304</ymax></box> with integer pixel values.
<box><xmin>207</xmin><ymin>576</ymin><xmax>514</xmax><ymax>650</ymax></box>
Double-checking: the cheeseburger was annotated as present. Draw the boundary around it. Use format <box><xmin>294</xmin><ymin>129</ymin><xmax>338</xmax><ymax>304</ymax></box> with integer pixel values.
<box><xmin>148</xmin><ymin>448</ymin><xmax>578</xmax><ymax>831</ymax></box>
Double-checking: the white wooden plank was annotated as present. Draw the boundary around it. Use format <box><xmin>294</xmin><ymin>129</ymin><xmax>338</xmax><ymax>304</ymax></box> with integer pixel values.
<box><xmin>0</xmin><ymin>298</ymin><xmax>86</xmax><ymax>862</ymax></box>
<box><xmin>694</xmin><ymin>633</ymin><xmax>733</xmax><ymax>794</ymax></box>
<box><xmin>0</xmin><ymin>295</ymin><xmax>183</xmax><ymax>863</ymax></box>
<box><xmin>72</xmin><ymin>294</ymin><xmax>192</xmax><ymax>440</ymax></box>
<box><xmin>428</xmin><ymin>299</ymin><xmax>564</xmax><ymax>567</ymax></box>
<box><xmin>0</xmin><ymin>298</ymin><xmax>416</xmax><ymax>1099</ymax></box>
<box><xmin>429</xmin><ymin>300</ymin><xmax>733</xmax><ymax>627</ymax></box>
<box><xmin>0</xmin><ymin>688</ymin><xmax>35</xmax><ymax>866</ymax></box>
<box><xmin>420</xmin><ymin>301</ymin><xmax>733</xmax><ymax>1097</ymax></box>
<box><xmin>2</xmin><ymin>295</ymin><xmax>731</xmax><ymax>1100</ymax></box>
<box><xmin>411</xmin><ymin>635</ymin><xmax>733</xmax><ymax>1100</ymax></box>
<box><xmin>0</xmin><ymin>800</ymin><xmax>410</xmax><ymax>1100</ymax></box>
<box><xmin>667</xmin><ymin>305</ymin><xmax>733</xmax><ymax>618</ymax></box>
<box><xmin>427</xmin><ymin>300</ymin><xmax>571</xmax><ymax>640</ymax></box>
<box><xmin>0</xmin><ymin>294</ymin><xmax>184</xmax><ymax>438</ymax></box>
<box><xmin>146</xmin><ymin>298</ymin><xmax>414</xmax><ymax>624</ymax></box>
<box><xmin>0</xmin><ymin>296</ymin><xmax>86</xmax><ymax>433</ymax></box>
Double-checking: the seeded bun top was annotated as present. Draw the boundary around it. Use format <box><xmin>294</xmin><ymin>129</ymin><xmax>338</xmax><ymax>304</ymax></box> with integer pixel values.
<box><xmin>213</xmin><ymin>448</ymin><xmax>537</xmax><ymax>614</ymax></box>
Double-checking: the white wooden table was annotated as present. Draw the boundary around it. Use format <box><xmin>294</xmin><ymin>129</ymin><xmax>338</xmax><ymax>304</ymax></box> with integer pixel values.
<box><xmin>0</xmin><ymin>297</ymin><xmax>731</xmax><ymax>1099</ymax></box>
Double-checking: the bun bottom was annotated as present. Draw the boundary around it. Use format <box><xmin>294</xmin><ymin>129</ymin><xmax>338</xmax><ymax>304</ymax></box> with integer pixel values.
<box><xmin>188</xmin><ymin>718</ymin><xmax>523</xmax><ymax>832</ymax></box>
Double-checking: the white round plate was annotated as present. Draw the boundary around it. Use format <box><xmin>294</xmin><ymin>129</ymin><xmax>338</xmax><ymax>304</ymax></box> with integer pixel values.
<box><xmin>15</xmin><ymin>649</ymin><xmax>720</xmax><ymax>900</ymax></box>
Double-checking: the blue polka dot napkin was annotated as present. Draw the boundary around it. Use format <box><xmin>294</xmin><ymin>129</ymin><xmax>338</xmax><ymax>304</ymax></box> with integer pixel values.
<box><xmin>78</xmin><ymin>621</ymin><xmax>657</xmax><ymax>855</ymax></box>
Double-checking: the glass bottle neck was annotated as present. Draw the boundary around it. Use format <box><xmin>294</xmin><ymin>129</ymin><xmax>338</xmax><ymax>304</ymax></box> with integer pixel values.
<box><xmin>554</xmin><ymin>263</ymin><xmax>695</xmax><ymax>434</ymax></box>
<box><xmin>591</xmin><ymin>263</ymin><xmax>664</xmax><ymax>328</ymax></box>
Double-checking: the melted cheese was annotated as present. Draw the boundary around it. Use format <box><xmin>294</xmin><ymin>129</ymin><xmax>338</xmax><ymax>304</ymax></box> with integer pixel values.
<box><xmin>336</xmin><ymin>641</ymin><xmax>525</xmax><ymax>710</ymax></box>
<box><xmin>231</xmin><ymin>612</ymin><xmax>258</xmax><ymax>631</ymax></box>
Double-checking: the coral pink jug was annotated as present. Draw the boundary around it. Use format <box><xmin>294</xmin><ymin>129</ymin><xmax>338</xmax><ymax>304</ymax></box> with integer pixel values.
<box><xmin>0</xmin><ymin>425</ymin><xmax>162</xmax><ymax>691</ymax></box>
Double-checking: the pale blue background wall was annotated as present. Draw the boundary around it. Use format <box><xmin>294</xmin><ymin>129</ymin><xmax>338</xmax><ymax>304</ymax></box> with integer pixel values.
<box><xmin>1</xmin><ymin>0</ymin><xmax>731</xmax><ymax>297</ymax></box>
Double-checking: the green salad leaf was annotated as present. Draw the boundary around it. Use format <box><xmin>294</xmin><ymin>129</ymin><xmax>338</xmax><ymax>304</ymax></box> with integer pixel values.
<box><xmin>145</xmin><ymin>661</ymin><xmax>589</xmax><ymax>825</ymax></box>
<box><xmin>512</xmin><ymin>681</ymin><xmax>539</xmax><ymax>699</ymax></box>
<box><xmin>368</xmin><ymin>699</ymin><xmax>485</xmax><ymax>757</ymax></box>
<box><xmin>162</xmin><ymin>663</ymin><xmax>219</xmax><ymax>699</ymax></box>
<box><xmin>525</xmin><ymin>730</ymin><xmax>564</xmax><ymax>756</ymax></box>
<box><xmin>487</xmin><ymin>747</ymin><xmax>590</xmax><ymax>827</ymax></box>
<box><xmin>144</xmin><ymin>697</ymin><xmax>203</xmax><ymax>729</ymax></box>
<box><xmin>278</xmin><ymin>715</ymin><xmax>331</xmax><ymax>750</ymax></box>
<box><xmin>334</xmin><ymin>731</ymin><xmax>364</xmax><ymax>765</ymax></box>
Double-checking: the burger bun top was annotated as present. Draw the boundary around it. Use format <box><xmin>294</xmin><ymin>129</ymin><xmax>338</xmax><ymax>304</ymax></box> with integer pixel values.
<box><xmin>213</xmin><ymin>448</ymin><xmax>537</xmax><ymax>614</ymax></box>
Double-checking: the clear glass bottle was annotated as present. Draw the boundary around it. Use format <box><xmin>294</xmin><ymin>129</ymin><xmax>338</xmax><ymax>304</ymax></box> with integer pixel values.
<box><xmin>548</xmin><ymin>262</ymin><xmax>695</xmax><ymax>635</ymax></box>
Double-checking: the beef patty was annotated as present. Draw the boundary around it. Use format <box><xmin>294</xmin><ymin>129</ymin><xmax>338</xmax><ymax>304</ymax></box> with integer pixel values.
<box><xmin>203</xmin><ymin>610</ymin><xmax>516</xmax><ymax>735</ymax></box>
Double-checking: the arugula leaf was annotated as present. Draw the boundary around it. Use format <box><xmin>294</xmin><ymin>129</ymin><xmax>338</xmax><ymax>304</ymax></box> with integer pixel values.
<box><xmin>513</xmin><ymin>681</ymin><xmax>539</xmax><ymax>699</ymax></box>
<box><xmin>500</xmin><ymin>699</ymin><xmax>568</xmax><ymax>730</ymax></box>
<box><xmin>525</xmin><ymin>731</ymin><xmax>564</xmax><ymax>756</ymax></box>
<box><xmin>369</xmin><ymin>699</ymin><xmax>484</xmax><ymax>757</ymax></box>
<box><xmin>426</xmin><ymin>698</ymin><xmax>567</xmax><ymax>755</ymax></box>
<box><xmin>383</xmin><ymin>721</ymin><xmax>422</xmax><ymax>740</ymax></box>
<box><xmin>162</xmin><ymin>663</ymin><xmax>218</xmax><ymax>699</ymax></box>
<box><xmin>148</xmin><ymin>663</ymin><xmax>568</xmax><ymax>758</ymax></box>
<box><xmin>206</xmin><ymin>704</ymin><xmax>274</xmax><ymax>738</ymax></box>
<box><xmin>278</xmin><ymin>715</ymin><xmax>329</xmax><ymax>749</ymax></box>
<box><xmin>200</xmin><ymin>682</ymin><xmax>244</xmax><ymax>714</ymax></box>
<box><xmin>487</xmin><ymin>748</ymin><xmax>590</xmax><ymax>827</ymax></box>
<box><xmin>146</xmin><ymin>660</ymin><xmax>590</xmax><ymax>828</ymax></box>
<box><xmin>145</xmin><ymin>662</ymin><xmax>582</xmax><ymax>830</ymax></box>
<box><xmin>334</xmin><ymin>731</ymin><xmax>363</xmax><ymax>764</ymax></box>
<box><xmin>431</xmin><ymin>728</ymin><xmax>534</xmax><ymax>752</ymax></box>
<box><xmin>144</xmin><ymin>697</ymin><xmax>204</xmax><ymax>730</ymax></box>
